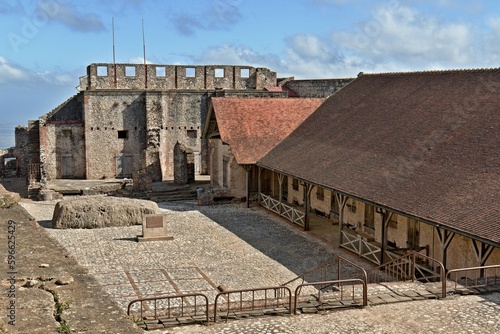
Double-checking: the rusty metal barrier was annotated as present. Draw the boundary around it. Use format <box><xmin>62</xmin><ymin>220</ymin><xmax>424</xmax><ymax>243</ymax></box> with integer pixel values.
<box><xmin>214</xmin><ymin>286</ymin><xmax>292</xmax><ymax>322</ymax></box>
<box><xmin>366</xmin><ymin>252</ymin><xmax>446</xmax><ymax>298</ymax></box>
<box><xmin>446</xmin><ymin>264</ymin><xmax>500</xmax><ymax>293</ymax></box>
<box><xmin>294</xmin><ymin>278</ymin><xmax>367</xmax><ymax>315</ymax></box>
<box><xmin>127</xmin><ymin>293</ymin><xmax>209</xmax><ymax>323</ymax></box>
<box><xmin>282</xmin><ymin>256</ymin><xmax>368</xmax><ymax>288</ymax></box>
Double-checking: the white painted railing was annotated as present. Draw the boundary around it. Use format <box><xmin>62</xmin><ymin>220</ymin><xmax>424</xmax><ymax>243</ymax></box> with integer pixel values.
<box><xmin>260</xmin><ymin>193</ymin><xmax>305</xmax><ymax>227</ymax></box>
<box><xmin>340</xmin><ymin>230</ymin><xmax>381</xmax><ymax>265</ymax></box>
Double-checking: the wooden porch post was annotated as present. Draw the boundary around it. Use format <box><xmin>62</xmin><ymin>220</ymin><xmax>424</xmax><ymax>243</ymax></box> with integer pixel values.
<box><xmin>335</xmin><ymin>193</ymin><xmax>348</xmax><ymax>245</ymax></box>
<box><xmin>277</xmin><ymin>173</ymin><xmax>284</xmax><ymax>214</ymax></box>
<box><xmin>378</xmin><ymin>208</ymin><xmax>394</xmax><ymax>264</ymax></box>
<box><xmin>436</xmin><ymin>227</ymin><xmax>455</xmax><ymax>271</ymax></box>
<box><xmin>303</xmin><ymin>183</ymin><xmax>313</xmax><ymax>231</ymax></box>
<box><xmin>244</xmin><ymin>165</ymin><xmax>251</xmax><ymax>208</ymax></box>
<box><xmin>257</xmin><ymin>166</ymin><xmax>262</xmax><ymax>205</ymax></box>
<box><xmin>471</xmin><ymin>240</ymin><xmax>495</xmax><ymax>267</ymax></box>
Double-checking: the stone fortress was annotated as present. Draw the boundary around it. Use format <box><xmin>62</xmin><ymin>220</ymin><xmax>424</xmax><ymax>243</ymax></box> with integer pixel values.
<box><xmin>10</xmin><ymin>63</ymin><xmax>351</xmax><ymax>188</ymax></box>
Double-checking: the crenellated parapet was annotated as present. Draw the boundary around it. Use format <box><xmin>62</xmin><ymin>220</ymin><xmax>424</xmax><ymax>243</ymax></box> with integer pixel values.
<box><xmin>78</xmin><ymin>63</ymin><xmax>277</xmax><ymax>91</ymax></box>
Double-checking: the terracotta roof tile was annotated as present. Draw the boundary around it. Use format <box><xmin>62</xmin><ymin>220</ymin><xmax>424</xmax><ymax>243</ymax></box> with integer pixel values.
<box><xmin>258</xmin><ymin>68</ymin><xmax>500</xmax><ymax>246</ymax></box>
<box><xmin>212</xmin><ymin>98</ymin><xmax>324</xmax><ymax>164</ymax></box>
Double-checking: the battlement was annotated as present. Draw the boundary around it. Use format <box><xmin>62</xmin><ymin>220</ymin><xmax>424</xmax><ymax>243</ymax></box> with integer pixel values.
<box><xmin>79</xmin><ymin>63</ymin><xmax>277</xmax><ymax>91</ymax></box>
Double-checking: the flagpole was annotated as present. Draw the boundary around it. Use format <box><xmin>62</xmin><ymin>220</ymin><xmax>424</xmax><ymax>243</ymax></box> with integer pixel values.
<box><xmin>142</xmin><ymin>18</ymin><xmax>147</xmax><ymax>89</ymax></box>
<box><xmin>112</xmin><ymin>17</ymin><xmax>117</xmax><ymax>88</ymax></box>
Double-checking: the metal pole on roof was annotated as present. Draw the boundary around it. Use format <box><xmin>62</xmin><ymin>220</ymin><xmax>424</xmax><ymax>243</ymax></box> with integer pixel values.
<box><xmin>112</xmin><ymin>17</ymin><xmax>117</xmax><ymax>88</ymax></box>
<box><xmin>142</xmin><ymin>18</ymin><xmax>147</xmax><ymax>89</ymax></box>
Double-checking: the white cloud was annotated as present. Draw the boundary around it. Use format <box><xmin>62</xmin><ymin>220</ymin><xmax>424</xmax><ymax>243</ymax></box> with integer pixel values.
<box><xmin>128</xmin><ymin>57</ymin><xmax>154</xmax><ymax>64</ymax></box>
<box><xmin>0</xmin><ymin>56</ymin><xmax>30</xmax><ymax>84</ymax></box>
<box><xmin>333</xmin><ymin>4</ymin><xmax>475</xmax><ymax>68</ymax></box>
<box><xmin>171</xmin><ymin>0</ymin><xmax>243</xmax><ymax>36</ymax></box>
<box><xmin>193</xmin><ymin>44</ymin><xmax>284</xmax><ymax>69</ymax></box>
<box><xmin>287</xmin><ymin>34</ymin><xmax>340</xmax><ymax>62</ymax></box>
<box><xmin>173</xmin><ymin>2</ymin><xmax>500</xmax><ymax>80</ymax></box>
<box><xmin>35</xmin><ymin>1</ymin><xmax>106</xmax><ymax>33</ymax></box>
<box><xmin>0</xmin><ymin>56</ymin><xmax>77</xmax><ymax>86</ymax></box>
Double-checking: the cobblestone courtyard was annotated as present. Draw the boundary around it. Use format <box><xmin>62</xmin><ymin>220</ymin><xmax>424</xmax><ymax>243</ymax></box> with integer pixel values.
<box><xmin>19</xmin><ymin>200</ymin><xmax>500</xmax><ymax>334</ymax></box>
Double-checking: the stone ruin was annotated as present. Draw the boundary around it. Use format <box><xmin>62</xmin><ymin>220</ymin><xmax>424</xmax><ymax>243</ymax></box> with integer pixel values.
<box><xmin>52</xmin><ymin>195</ymin><xmax>162</xmax><ymax>229</ymax></box>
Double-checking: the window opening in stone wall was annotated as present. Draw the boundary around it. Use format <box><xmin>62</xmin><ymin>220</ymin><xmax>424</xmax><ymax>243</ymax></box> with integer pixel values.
<box><xmin>316</xmin><ymin>187</ymin><xmax>324</xmax><ymax>201</ymax></box>
<box><xmin>364</xmin><ymin>203</ymin><xmax>374</xmax><ymax>234</ymax></box>
<box><xmin>156</xmin><ymin>66</ymin><xmax>166</xmax><ymax>77</ymax></box>
<box><xmin>97</xmin><ymin>66</ymin><xmax>108</xmax><ymax>76</ymax></box>
<box><xmin>186</xmin><ymin>67</ymin><xmax>196</xmax><ymax>77</ymax></box>
<box><xmin>187</xmin><ymin>130</ymin><xmax>197</xmax><ymax>138</ymax></box>
<box><xmin>240</xmin><ymin>68</ymin><xmax>250</xmax><ymax>78</ymax></box>
<box><xmin>125</xmin><ymin>66</ymin><xmax>136</xmax><ymax>77</ymax></box>
<box><xmin>347</xmin><ymin>199</ymin><xmax>357</xmax><ymax>213</ymax></box>
<box><xmin>215</xmin><ymin>68</ymin><xmax>224</xmax><ymax>78</ymax></box>
<box><xmin>389</xmin><ymin>214</ymin><xmax>398</xmax><ymax>229</ymax></box>
<box><xmin>118</xmin><ymin>130</ymin><xmax>128</xmax><ymax>139</ymax></box>
<box><xmin>62</xmin><ymin>129</ymin><xmax>72</xmax><ymax>138</ymax></box>
<box><xmin>292</xmin><ymin>178</ymin><xmax>299</xmax><ymax>191</ymax></box>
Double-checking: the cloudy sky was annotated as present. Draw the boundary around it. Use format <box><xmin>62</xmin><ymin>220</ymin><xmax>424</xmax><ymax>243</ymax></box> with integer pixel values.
<box><xmin>1</xmin><ymin>0</ymin><xmax>500</xmax><ymax>148</ymax></box>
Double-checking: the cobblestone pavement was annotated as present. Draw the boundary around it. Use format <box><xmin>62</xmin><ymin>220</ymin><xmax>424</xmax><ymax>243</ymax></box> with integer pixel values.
<box><xmin>19</xmin><ymin>200</ymin><xmax>500</xmax><ymax>334</ymax></box>
<box><xmin>160</xmin><ymin>292</ymin><xmax>500</xmax><ymax>334</ymax></box>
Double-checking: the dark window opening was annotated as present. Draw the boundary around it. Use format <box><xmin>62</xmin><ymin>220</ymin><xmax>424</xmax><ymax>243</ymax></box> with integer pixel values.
<box><xmin>118</xmin><ymin>130</ymin><xmax>128</xmax><ymax>139</ymax></box>
<box><xmin>292</xmin><ymin>178</ymin><xmax>299</xmax><ymax>191</ymax></box>
<box><xmin>347</xmin><ymin>200</ymin><xmax>357</xmax><ymax>213</ymax></box>
<box><xmin>316</xmin><ymin>187</ymin><xmax>324</xmax><ymax>201</ymax></box>
<box><xmin>364</xmin><ymin>203</ymin><xmax>374</xmax><ymax>235</ymax></box>
<box><xmin>187</xmin><ymin>130</ymin><xmax>197</xmax><ymax>138</ymax></box>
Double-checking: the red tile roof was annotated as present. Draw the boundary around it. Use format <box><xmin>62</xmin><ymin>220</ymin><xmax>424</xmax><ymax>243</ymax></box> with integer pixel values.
<box><xmin>211</xmin><ymin>98</ymin><xmax>324</xmax><ymax>164</ymax></box>
<box><xmin>258</xmin><ymin>69</ymin><xmax>500</xmax><ymax>246</ymax></box>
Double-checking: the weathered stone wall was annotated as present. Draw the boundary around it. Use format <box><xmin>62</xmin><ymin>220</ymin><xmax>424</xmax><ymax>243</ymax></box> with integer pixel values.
<box><xmin>81</xmin><ymin>64</ymin><xmax>277</xmax><ymax>91</ymax></box>
<box><xmin>42</xmin><ymin>123</ymin><xmax>86</xmax><ymax>179</ymax></box>
<box><xmin>14</xmin><ymin>120</ymin><xmax>40</xmax><ymax>178</ymax></box>
<box><xmin>14</xmin><ymin>127</ymin><xmax>29</xmax><ymax>177</ymax></box>
<box><xmin>24</xmin><ymin>63</ymin><xmax>283</xmax><ymax>183</ymax></box>
<box><xmin>84</xmin><ymin>91</ymin><xmax>146</xmax><ymax>179</ymax></box>
<box><xmin>284</xmin><ymin>78</ymin><xmax>354</xmax><ymax>98</ymax></box>
<box><xmin>173</xmin><ymin>142</ymin><xmax>194</xmax><ymax>184</ymax></box>
<box><xmin>37</xmin><ymin>93</ymin><xmax>85</xmax><ymax>180</ymax></box>
<box><xmin>159</xmin><ymin>91</ymin><xmax>209</xmax><ymax>178</ymax></box>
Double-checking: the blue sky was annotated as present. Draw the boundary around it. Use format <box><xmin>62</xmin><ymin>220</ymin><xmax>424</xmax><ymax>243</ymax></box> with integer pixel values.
<box><xmin>1</xmin><ymin>0</ymin><xmax>500</xmax><ymax>148</ymax></box>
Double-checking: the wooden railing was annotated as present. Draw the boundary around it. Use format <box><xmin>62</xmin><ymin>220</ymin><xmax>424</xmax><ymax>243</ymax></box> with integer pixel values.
<box><xmin>340</xmin><ymin>230</ymin><xmax>381</xmax><ymax>265</ymax></box>
<box><xmin>260</xmin><ymin>193</ymin><xmax>305</xmax><ymax>227</ymax></box>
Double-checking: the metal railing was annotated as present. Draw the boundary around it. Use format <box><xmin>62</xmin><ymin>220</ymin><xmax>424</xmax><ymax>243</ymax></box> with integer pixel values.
<box><xmin>127</xmin><ymin>293</ymin><xmax>209</xmax><ymax>324</ymax></box>
<box><xmin>260</xmin><ymin>193</ymin><xmax>305</xmax><ymax>227</ymax></box>
<box><xmin>294</xmin><ymin>279</ymin><xmax>367</xmax><ymax>314</ymax></box>
<box><xmin>281</xmin><ymin>256</ymin><xmax>368</xmax><ymax>288</ymax></box>
<box><xmin>27</xmin><ymin>163</ymin><xmax>41</xmax><ymax>182</ymax></box>
<box><xmin>214</xmin><ymin>286</ymin><xmax>292</xmax><ymax>322</ymax></box>
<box><xmin>366</xmin><ymin>252</ymin><xmax>446</xmax><ymax>298</ymax></box>
<box><xmin>446</xmin><ymin>264</ymin><xmax>500</xmax><ymax>294</ymax></box>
